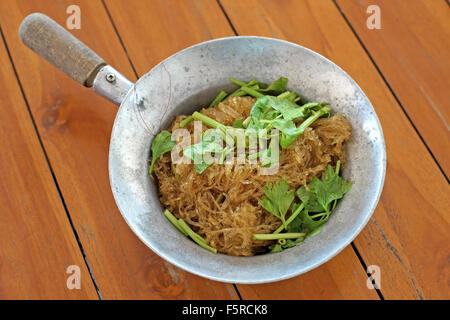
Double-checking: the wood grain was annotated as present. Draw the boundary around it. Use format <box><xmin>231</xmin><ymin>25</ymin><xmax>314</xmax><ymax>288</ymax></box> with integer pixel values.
<box><xmin>220</xmin><ymin>0</ymin><xmax>450</xmax><ymax>299</ymax></box>
<box><xmin>2</xmin><ymin>0</ymin><xmax>447</xmax><ymax>300</ymax></box>
<box><xmin>237</xmin><ymin>246</ymin><xmax>378</xmax><ymax>300</ymax></box>
<box><xmin>336</xmin><ymin>0</ymin><xmax>450</xmax><ymax>175</ymax></box>
<box><xmin>0</xmin><ymin>28</ymin><xmax>98</xmax><ymax>299</ymax></box>
<box><xmin>0</xmin><ymin>0</ymin><xmax>236</xmax><ymax>299</ymax></box>
<box><xmin>104</xmin><ymin>0</ymin><xmax>378</xmax><ymax>300</ymax></box>
<box><xmin>103</xmin><ymin>0</ymin><xmax>235</xmax><ymax>73</ymax></box>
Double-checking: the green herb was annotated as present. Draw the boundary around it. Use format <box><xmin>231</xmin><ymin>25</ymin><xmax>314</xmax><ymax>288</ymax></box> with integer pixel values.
<box><xmin>230</xmin><ymin>78</ymin><xmax>252</xmax><ymax>87</ymax></box>
<box><xmin>269</xmin><ymin>237</ymin><xmax>305</xmax><ymax>253</ymax></box>
<box><xmin>264</xmin><ymin>162</ymin><xmax>351</xmax><ymax>252</ymax></box>
<box><xmin>273</xmin><ymin>106</ymin><xmax>331</xmax><ymax>148</ymax></box>
<box><xmin>258</xmin><ymin>77</ymin><xmax>288</xmax><ymax>94</ymax></box>
<box><xmin>273</xmin><ymin>203</ymin><xmax>305</xmax><ymax>234</ymax></box>
<box><xmin>253</xmin><ymin>232</ymin><xmax>305</xmax><ymax>240</ymax></box>
<box><xmin>171</xmin><ymin>162</ymin><xmax>179</xmax><ymax>181</ymax></box>
<box><xmin>291</xmin><ymin>162</ymin><xmax>352</xmax><ymax>236</ymax></box>
<box><xmin>232</xmin><ymin>119</ymin><xmax>244</xmax><ymax>128</ymax></box>
<box><xmin>167</xmin><ymin>77</ymin><xmax>333</xmax><ymax>177</ymax></box>
<box><xmin>179</xmin><ymin>115</ymin><xmax>194</xmax><ymax>128</ymax></box>
<box><xmin>219</xmin><ymin>146</ymin><xmax>234</xmax><ymax>164</ymax></box>
<box><xmin>230</xmin><ymin>79</ymin><xmax>259</xmax><ymax>97</ymax></box>
<box><xmin>258</xmin><ymin>180</ymin><xmax>295</xmax><ymax>230</ymax></box>
<box><xmin>177</xmin><ymin>219</ymin><xmax>217</xmax><ymax>253</ymax></box>
<box><xmin>247</xmin><ymin>99</ymin><xmax>279</xmax><ymax>130</ymax></box>
<box><xmin>250</xmin><ymin>96</ymin><xmax>326</xmax><ymax>124</ymax></box>
<box><xmin>183</xmin><ymin>131</ymin><xmax>224</xmax><ymax>174</ymax></box>
<box><xmin>331</xmin><ymin>160</ymin><xmax>341</xmax><ymax>210</ymax></box>
<box><xmin>209</xmin><ymin>90</ymin><xmax>228</xmax><ymax>108</ymax></box>
<box><xmin>299</xmin><ymin>102</ymin><xmax>330</xmax><ymax>117</ymax></box>
<box><xmin>164</xmin><ymin>209</ymin><xmax>188</xmax><ymax>236</ymax></box>
<box><xmin>269</xmin><ymin>244</ymin><xmax>282</xmax><ymax>253</ymax></box>
<box><xmin>149</xmin><ymin>130</ymin><xmax>176</xmax><ymax>175</ymax></box>
<box><xmin>264</xmin><ymin>202</ymin><xmax>306</xmax><ymax>253</ymax></box>
<box><xmin>192</xmin><ymin>111</ymin><xmax>226</xmax><ymax>131</ymax></box>
<box><xmin>242</xmin><ymin>116</ymin><xmax>251</xmax><ymax>128</ymax></box>
<box><xmin>240</xmin><ymin>85</ymin><xmax>265</xmax><ymax>98</ymax></box>
<box><xmin>260</xmin><ymin>146</ymin><xmax>276</xmax><ymax>167</ymax></box>
<box><xmin>164</xmin><ymin>209</ymin><xmax>218</xmax><ymax>254</ymax></box>
<box><xmin>260</xmin><ymin>96</ymin><xmax>304</xmax><ymax>120</ymax></box>
<box><xmin>277</xmin><ymin>90</ymin><xmax>300</xmax><ymax>102</ymax></box>
<box><xmin>246</xmin><ymin>95</ymin><xmax>331</xmax><ymax>148</ymax></box>
<box><xmin>215</xmin><ymin>193</ymin><xmax>224</xmax><ymax>203</ymax></box>
<box><xmin>286</xmin><ymin>203</ymin><xmax>304</xmax><ymax>233</ymax></box>
<box><xmin>230</xmin><ymin>77</ymin><xmax>287</xmax><ymax>96</ymax></box>
<box><xmin>308</xmin><ymin>163</ymin><xmax>352</xmax><ymax>213</ymax></box>
<box><xmin>296</xmin><ymin>186</ymin><xmax>324</xmax><ymax>212</ymax></box>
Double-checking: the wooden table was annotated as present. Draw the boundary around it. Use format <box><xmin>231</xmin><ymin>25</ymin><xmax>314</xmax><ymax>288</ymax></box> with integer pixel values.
<box><xmin>0</xmin><ymin>0</ymin><xmax>448</xmax><ymax>300</ymax></box>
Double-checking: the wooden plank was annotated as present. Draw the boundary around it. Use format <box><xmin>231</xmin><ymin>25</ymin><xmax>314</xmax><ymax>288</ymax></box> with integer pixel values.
<box><xmin>0</xmin><ymin>30</ymin><xmax>98</xmax><ymax>299</ymax></box>
<box><xmin>238</xmin><ymin>247</ymin><xmax>378</xmax><ymax>300</ymax></box>
<box><xmin>103</xmin><ymin>0</ymin><xmax>235</xmax><ymax>72</ymax></box>
<box><xmin>336</xmin><ymin>0</ymin><xmax>450</xmax><ymax>175</ymax></box>
<box><xmin>220</xmin><ymin>0</ymin><xmax>450</xmax><ymax>299</ymax></box>
<box><xmin>104</xmin><ymin>0</ymin><xmax>378</xmax><ymax>300</ymax></box>
<box><xmin>0</xmin><ymin>0</ymin><xmax>236</xmax><ymax>299</ymax></box>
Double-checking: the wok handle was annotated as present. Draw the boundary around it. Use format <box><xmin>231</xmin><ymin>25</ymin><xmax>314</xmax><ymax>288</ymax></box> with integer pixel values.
<box><xmin>19</xmin><ymin>13</ymin><xmax>105</xmax><ymax>87</ymax></box>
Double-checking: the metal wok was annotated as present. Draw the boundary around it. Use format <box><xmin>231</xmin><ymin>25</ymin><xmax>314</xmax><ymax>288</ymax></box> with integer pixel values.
<box><xmin>19</xmin><ymin>13</ymin><xmax>386</xmax><ymax>283</ymax></box>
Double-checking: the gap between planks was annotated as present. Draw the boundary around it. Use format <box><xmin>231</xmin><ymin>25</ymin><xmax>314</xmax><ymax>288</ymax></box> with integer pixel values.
<box><xmin>3</xmin><ymin>0</ymin><xmax>415</xmax><ymax>299</ymax></box>
<box><xmin>216</xmin><ymin>0</ymin><xmax>381</xmax><ymax>300</ymax></box>
<box><xmin>0</xmin><ymin>24</ymin><xmax>103</xmax><ymax>300</ymax></box>
<box><xmin>101</xmin><ymin>0</ymin><xmax>243</xmax><ymax>300</ymax></box>
<box><xmin>332</xmin><ymin>0</ymin><xmax>449</xmax><ymax>184</ymax></box>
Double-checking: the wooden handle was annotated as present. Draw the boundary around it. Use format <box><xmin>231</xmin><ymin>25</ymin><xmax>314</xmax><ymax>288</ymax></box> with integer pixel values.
<box><xmin>19</xmin><ymin>13</ymin><xmax>106</xmax><ymax>87</ymax></box>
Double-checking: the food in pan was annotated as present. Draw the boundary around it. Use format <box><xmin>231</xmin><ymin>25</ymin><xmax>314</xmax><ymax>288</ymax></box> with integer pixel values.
<box><xmin>149</xmin><ymin>77</ymin><xmax>352</xmax><ymax>256</ymax></box>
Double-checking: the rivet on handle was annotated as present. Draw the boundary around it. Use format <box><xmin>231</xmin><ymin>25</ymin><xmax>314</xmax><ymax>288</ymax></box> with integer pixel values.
<box><xmin>106</xmin><ymin>73</ymin><xmax>116</xmax><ymax>83</ymax></box>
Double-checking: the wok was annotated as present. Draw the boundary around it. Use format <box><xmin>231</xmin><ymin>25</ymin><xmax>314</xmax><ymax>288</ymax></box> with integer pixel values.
<box><xmin>19</xmin><ymin>13</ymin><xmax>386</xmax><ymax>283</ymax></box>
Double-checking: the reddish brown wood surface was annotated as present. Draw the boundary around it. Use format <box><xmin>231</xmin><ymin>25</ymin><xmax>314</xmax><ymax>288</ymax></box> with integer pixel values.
<box><xmin>103</xmin><ymin>0</ymin><xmax>378</xmax><ymax>300</ymax></box>
<box><xmin>0</xmin><ymin>0</ymin><xmax>448</xmax><ymax>300</ymax></box>
<box><xmin>220</xmin><ymin>0</ymin><xmax>450</xmax><ymax>300</ymax></box>
<box><xmin>0</xmin><ymin>0</ymin><xmax>236</xmax><ymax>299</ymax></box>
<box><xmin>336</xmin><ymin>0</ymin><xmax>450</xmax><ymax>175</ymax></box>
<box><xmin>236</xmin><ymin>247</ymin><xmax>378</xmax><ymax>300</ymax></box>
<box><xmin>0</xmin><ymin>28</ymin><xmax>97</xmax><ymax>299</ymax></box>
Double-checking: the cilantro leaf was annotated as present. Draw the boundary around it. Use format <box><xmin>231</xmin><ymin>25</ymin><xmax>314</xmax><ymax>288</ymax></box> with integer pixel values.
<box><xmin>193</xmin><ymin>162</ymin><xmax>210</xmax><ymax>174</ymax></box>
<box><xmin>285</xmin><ymin>202</ymin><xmax>328</xmax><ymax>236</ymax></box>
<box><xmin>258</xmin><ymin>77</ymin><xmax>288</xmax><ymax>94</ymax></box>
<box><xmin>308</xmin><ymin>165</ymin><xmax>352</xmax><ymax>212</ymax></box>
<box><xmin>270</xmin><ymin>119</ymin><xmax>299</xmax><ymax>148</ymax></box>
<box><xmin>230</xmin><ymin>77</ymin><xmax>287</xmax><ymax>96</ymax></box>
<box><xmin>183</xmin><ymin>131</ymin><xmax>224</xmax><ymax>174</ymax></box>
<box><xmin>297</xmin><ymin>209</ymin><xmax>329</xmax><ymax>235</ymax></box>
<box><xmin>298</xmin><ymin>102</ymin><xmax>330</xmax><ymax>118</ymax></box>
<box><xmin>250</xmin><ymin>96</ymin><xmax>303</xmax><ymax>122</ymax></box>
<box><xmin>261</xmin><ymin>163</ymin><xmax>351</xmax><ymax>253</ymax></box>
<box><xmin>248</xmin><ymin>96</ymin><xmax>280</xmax><ymax>128</ymax></box>
<box><xmin>296</xmin><ymin>186</ymin><xmax>323</xmax><ymax>212</ymax></box>
<box><xmin>291</xmin><ymin>163</ymin><xmax>352</xmax><ymax>237</ymax></box>
<box><xmin>260</xmin><ymin>146</ymin><xmax>276</xmax><ymax>167</ymax></box>
<box><xmin>232</xmin><ymin>119</ymin><xmax>244</xmax><ymax>128</ymax></box>
<box><xmin>267</xmin><ymin>97</ymin><xmax>304</xmax><ymax>120</ymax></box>
<box><xmin>259</xmin><ymin>180</ymin><xmax>295</xmax><ymax>230</ymax></box>
<box><xmin>247</xmin><ymin>96</ymin><xmax>332</xmax><ymax>148</ymax></box>
<box><xmin>149</xmin><ymin>130</ymin><xmax>176</xmax><ymax>175</ymax></box>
